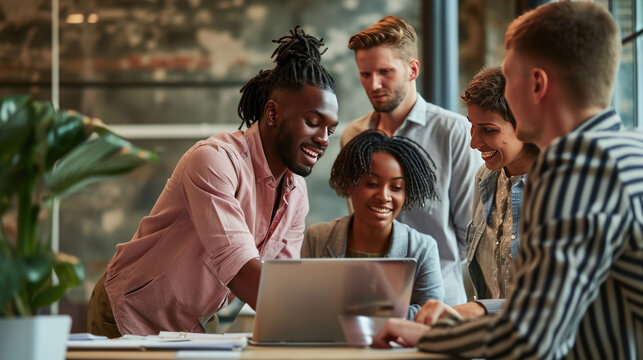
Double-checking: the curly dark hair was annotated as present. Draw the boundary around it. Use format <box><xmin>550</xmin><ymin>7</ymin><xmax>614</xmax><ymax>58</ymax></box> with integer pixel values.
<box><xmin>237</xmin><ymin>26</ymin><xmax>336</xmax><ymax>129</ymax></box>
<box><xmin>461</xmin><ymin>66</ymin><xmax>515</xmax><ymax>128</ymax></box>
<box><xmin>330</xmin><ymin>130</ymin><xmax>439</xmax><ymax>210</ymax></box>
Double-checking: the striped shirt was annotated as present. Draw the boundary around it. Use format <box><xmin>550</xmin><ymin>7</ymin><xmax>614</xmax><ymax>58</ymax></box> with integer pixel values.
<box><xmin>417</xmin><ymin>109</ymin><xmax>643</xmax><ymax>359</ymax></box>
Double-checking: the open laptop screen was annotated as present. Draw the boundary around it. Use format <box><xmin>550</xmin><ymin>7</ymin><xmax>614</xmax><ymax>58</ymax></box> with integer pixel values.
<box><xmin>251</xmin><ymin>258</ymin><xmax>416</xmax><ymax>345</ymax></box>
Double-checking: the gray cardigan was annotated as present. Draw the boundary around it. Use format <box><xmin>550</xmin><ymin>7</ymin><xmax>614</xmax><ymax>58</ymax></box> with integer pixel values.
<box><xmin>301</xmin><ymin>215</ymin><xmax>444</xmax><ymax>320</ymax></box>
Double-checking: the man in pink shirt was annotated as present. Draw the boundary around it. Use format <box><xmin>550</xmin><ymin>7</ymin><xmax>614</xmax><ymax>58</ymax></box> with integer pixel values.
<box><xmin>87</xmin><ymin>27</ymin><xmax>339</xmax><ymax>337</ymax></box>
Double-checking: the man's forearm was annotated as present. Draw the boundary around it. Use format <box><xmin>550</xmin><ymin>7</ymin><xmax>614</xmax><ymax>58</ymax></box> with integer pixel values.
<box><xmin>227</xmin><ymin>258</ymin><xmax>262</xmax><ymax>309</ymax></box>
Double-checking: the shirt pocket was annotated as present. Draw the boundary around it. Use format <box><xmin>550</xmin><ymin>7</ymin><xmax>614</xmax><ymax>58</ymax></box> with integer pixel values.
<box><xmin>123</xmin><ymin>272</ymin><xmax>168</xmax><ymax>299</ymax></box>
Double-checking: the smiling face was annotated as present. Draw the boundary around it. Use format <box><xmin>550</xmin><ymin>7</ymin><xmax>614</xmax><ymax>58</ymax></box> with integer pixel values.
<box><xmin>355</xmin><ymin>45</ymin><xmax>412</xmax><ymax>113</ymax></box>
<box><xmin>350</xmin><ymin>151</ymin><xmax>406</xmax><ymax>232</ymax></box>
<box><xmin>468</xmin><ymin>104</ymin><xmax>527</xmax><ymax>175</ymax></box>
<box><xmin>273</xmin><ymin>85</ymin><xmax>339</xmax><ymax>177</ymax></box>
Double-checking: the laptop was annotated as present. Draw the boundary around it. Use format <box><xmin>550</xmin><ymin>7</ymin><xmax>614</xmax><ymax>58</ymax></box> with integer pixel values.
<box><xmin>250</xmin><ymin>258</ymin><xmax>417</xmax><ymax>346</ymax></box>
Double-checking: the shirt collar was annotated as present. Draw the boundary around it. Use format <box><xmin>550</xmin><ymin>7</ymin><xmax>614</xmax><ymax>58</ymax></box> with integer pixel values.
<box><xmin>404</xmin><ymin>93</ymin><xmax>427</xmax><ymax>126</ymax></box>
<box><xmin>502</xmin><ymin>168</ymin><xmax>527</xmax><ymax>187</ymax></box>
<box><xmin>479</xmin><ymin>169</ymin><xmax>525</xmax><ymax>221</ymax></box>
<box><xmin>244</xmin><ymin>122</ymin><xmax>296</xmax><ymax>192</ymax></box>
<box><xmin>369</xmin><ymin>92</ymin><xmax>427</xmax><ymax>129</ymax></box>
<box><xmin>571</xmin><ymin>108</ymin><xmax>622</xmax><ymax>134</ymax></box>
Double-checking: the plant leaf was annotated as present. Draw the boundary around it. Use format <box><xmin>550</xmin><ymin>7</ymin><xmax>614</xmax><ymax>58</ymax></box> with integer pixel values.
<box><xmin>0</xmin><ymin>95</ymin><xmax>157</xmax><ymax>314</ymax></box>
<box><xmin>53</xmin><ymin>252</ymin><xmax>84</xmax><ymax>288</ymax></box>
<box><xmin>0</xmin><ymin>96</ymin><xmax>35</xmax><ymax>199</ymax></box>
<box><xmin>22</xmin><ymin>253</ymin><xmax>53</xmax><ymax>283</ymax></box>
<box><xmin>46</xmin><ymin>133</ymin><xmax>157</xmax><ymax>199</ymax></box>
<box><xmin>30</xmin><ymin>285</ymin><xmax>66</xmax><ymax>310</ymax></box>
<box><xmin>0</xmin><ymin>95</ymin><xmax>32</xmax><ymax>167</ymax></box>
<box><xmin>44</xmin><ymin>110</ymin><xmax>91</xmax><ymax>169</ymax></box>
<box><xmin>30</xmin><ymin>100</ymin><xmax>56</xmax><ymax>174</ymax></box>
<box><xmin>29</xmin><ymin>253</ymin><xmax>84</xmax><ymax>310</ymax></box>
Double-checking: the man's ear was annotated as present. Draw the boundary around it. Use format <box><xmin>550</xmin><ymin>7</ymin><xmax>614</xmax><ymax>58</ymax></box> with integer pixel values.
<box><xmin>531</xmin><ymin>68</ymin><xmax>549</xmax><ymax>104</ymax></box>
<box><xmin>263</xmin><ymin>99</ymin><xmax>279</xmax><ymax>127</ymax></box>
<box><xmin>409</xmin><ymin>59</ymin><xmax>420</xmax><ymax>81</ymax></box>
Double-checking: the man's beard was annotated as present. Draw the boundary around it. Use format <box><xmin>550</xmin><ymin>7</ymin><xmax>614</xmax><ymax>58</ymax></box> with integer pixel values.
<box><xmin>275</xmin><ymin>133</ymin><xmax>323</xmax><ymax>177</ymax></box>
<box><xmin>370</xmin><ymin>87</ymin><xmax>407</xmax><ymax>113</ymax></box>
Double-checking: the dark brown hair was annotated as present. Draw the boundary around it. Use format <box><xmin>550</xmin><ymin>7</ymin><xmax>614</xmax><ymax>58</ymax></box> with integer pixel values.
<box><xmin>461</xmin><ymin>66</ymin><xmax>515</xmax><ymax>128</ymax></box>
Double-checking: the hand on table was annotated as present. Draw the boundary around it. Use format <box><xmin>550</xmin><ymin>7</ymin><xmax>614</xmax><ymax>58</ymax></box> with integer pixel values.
<box><xmin>414</xmin><ymin>300</ymin><xmax>484</xmax><ymax>326</ymax></box>
<box><xmin>371</xmin><ymin>318</ymin><xmax>430</xmax><ymax>348</ymax></box>
<box><xmin>372</xmin><ymin>301</ymin><xmax>487</xmax><ymax>348</ymax></box>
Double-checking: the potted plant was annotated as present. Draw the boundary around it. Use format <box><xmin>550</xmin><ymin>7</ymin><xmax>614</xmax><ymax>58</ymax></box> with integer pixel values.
<box><xmin>0</xmin><ymin>95</ymin><xmax>157</xmax><ymax>360</ymax></box>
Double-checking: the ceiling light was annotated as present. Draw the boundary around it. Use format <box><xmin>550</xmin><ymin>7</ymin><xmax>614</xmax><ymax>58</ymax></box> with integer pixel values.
<box><xmin>66</xmin><ymin>13</ymin><xmax>84</xmax><ymax>24</ymax></box>
<box><xmin>87</xmin><ymin>13</ymin><xmax>99</xmax><ymax>23</ymax></box>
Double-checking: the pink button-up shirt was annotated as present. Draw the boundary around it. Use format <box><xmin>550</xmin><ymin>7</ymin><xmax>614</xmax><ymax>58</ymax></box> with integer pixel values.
<box><xmin>104</xmin><ymin>123</ymin><xmax>308</xmax><ymax>335</ymax></box>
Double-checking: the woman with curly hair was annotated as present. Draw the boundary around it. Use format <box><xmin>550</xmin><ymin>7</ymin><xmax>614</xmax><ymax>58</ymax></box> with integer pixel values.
<box><xmin>302</xmin><ymin>130</ymin><xmax>444</xmax><ymax>319</ymax></box>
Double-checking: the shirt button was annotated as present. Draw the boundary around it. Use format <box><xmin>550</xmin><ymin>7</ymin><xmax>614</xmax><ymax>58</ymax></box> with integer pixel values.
<box><xmin>511</xmin><ymin>235</ymin><xmax>516</xmax><ymax>240</ymax></box>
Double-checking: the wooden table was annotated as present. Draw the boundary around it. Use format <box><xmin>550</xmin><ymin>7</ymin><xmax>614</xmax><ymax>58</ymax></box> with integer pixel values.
<box><xmin>67</xmin><ymin>345</ymin><xmax>449</xmax><ymax>359</ymax></box>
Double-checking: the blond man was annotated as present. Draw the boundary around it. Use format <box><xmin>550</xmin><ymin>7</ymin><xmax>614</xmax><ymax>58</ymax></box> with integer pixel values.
<box><xmin>342</xmin><ymin>15</ymin><xmax>481</xmax><ymax>306</ymax></box>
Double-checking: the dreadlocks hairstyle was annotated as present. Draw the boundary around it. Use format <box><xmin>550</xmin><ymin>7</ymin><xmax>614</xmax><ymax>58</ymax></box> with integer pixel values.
<box><xmin>330</xmin><ymin>130</ymin><xmax>439</xmax><ymax>210</ymax></box>
<box><xmin>237</xmin><ymin>26</ymin><xmax>336</xmax><ymax>129</ymax></box>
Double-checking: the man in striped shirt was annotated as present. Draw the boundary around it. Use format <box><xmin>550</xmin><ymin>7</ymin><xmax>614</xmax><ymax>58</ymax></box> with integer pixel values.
<box><xmin>373</xmin><ymin>2</ymin><xmax>642</xmax><ymax>359</ymax></box>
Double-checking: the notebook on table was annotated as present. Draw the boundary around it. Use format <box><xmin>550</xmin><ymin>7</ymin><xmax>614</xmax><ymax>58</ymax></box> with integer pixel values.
<box><xmin>250</xmin><ymin>258</ymin><xmax>417</xmax><ymax>346</ymax></box>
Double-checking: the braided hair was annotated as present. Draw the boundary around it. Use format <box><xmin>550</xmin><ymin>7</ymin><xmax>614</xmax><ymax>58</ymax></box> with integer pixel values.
<box><xmin>237</xmin><ymin>26</ymin><xmax>336</xmax><ymax>129</ymax></box>
<box><xmin>330</xmin><ymin>130</ymin><xmax>439</xmax><ymax>210</ymax></box>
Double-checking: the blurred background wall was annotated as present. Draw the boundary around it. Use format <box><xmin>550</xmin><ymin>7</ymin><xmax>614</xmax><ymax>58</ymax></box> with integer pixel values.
<box><xmin>0</xmin><ymin>0</ymin><xmax>640</xmax><ymax>332</ymax></box>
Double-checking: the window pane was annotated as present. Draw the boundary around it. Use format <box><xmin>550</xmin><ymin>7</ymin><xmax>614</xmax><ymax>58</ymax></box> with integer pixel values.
<box><xmin>613</xmin><ymin>0</ymin><xmax>637</xmax><ymax>127</ymax></box>
<box><xmin>0</xmin><ymin>0</ymin><xmax>52</xmax><ymax>101</ymax></box>
<box><xmin>458</xmin><ymin>0</ymin><xmax>515</xmax><ymax>114</ymax></box>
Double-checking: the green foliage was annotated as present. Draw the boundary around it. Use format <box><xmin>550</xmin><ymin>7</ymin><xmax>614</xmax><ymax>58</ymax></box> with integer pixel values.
<box><xmin>0</xmin><ymin>95</ymin><xmax>157</xmax><ymax>316</ymax></box>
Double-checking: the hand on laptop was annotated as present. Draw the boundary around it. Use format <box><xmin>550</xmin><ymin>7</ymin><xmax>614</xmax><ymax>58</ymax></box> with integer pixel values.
<box><xmin>371</xmin><ymin>318</ymin><xmax>429</xmax><ymax>348</ymax></box>
<box><xmin>372</xmin><ymin>300</ymin><xmax>484</xmax><ymax>348</ymax></box>
<box><xmin>414</xmin><ymin>300</ymin><xmax>481</xmax><ymax>326</ymax></box>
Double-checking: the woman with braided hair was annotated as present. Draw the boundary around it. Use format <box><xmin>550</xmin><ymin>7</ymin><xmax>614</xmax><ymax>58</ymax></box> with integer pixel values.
<box><xmin>88</xmin><ymin>26</ymin><xmax>338</xmax><ymax>337</ymax></box>
<box><xmin>302</xmin><ymin>130</ymin><xmax>444</xmax><ymax>320</ymax></box>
